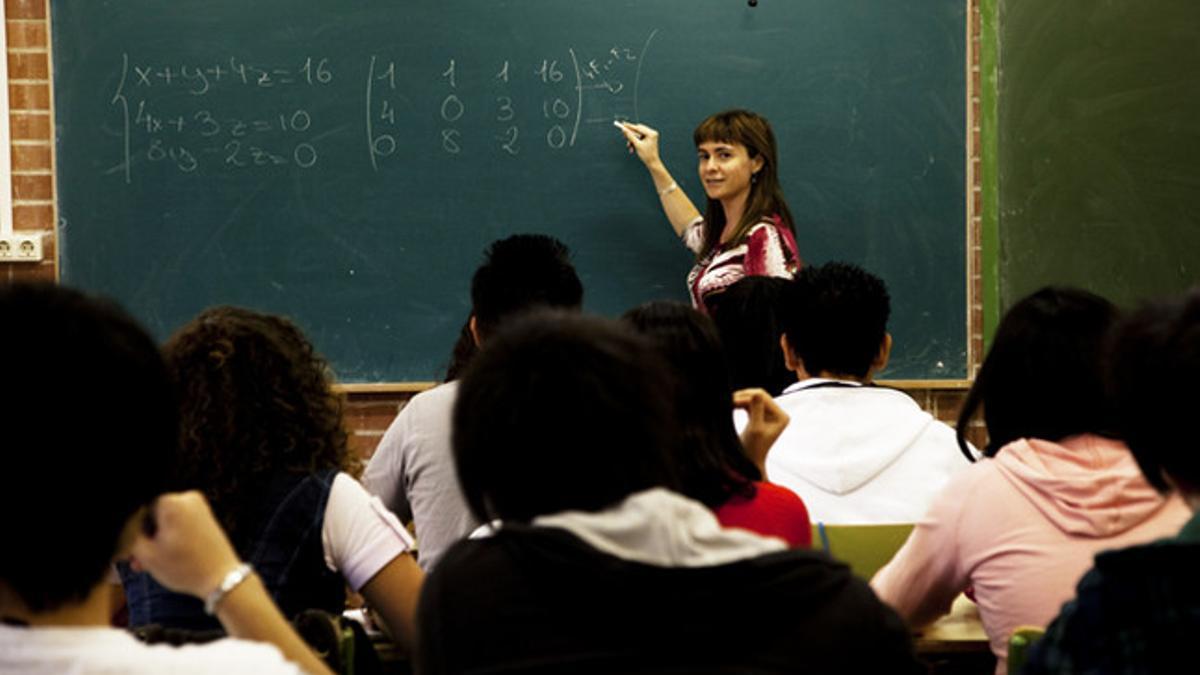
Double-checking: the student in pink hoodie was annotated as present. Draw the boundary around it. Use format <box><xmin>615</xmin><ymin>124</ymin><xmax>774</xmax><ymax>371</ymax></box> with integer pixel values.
<box><xmin>871</xmin><ymin>287</ymin><xmax>1191</xmax><ymax>674</ymax></box>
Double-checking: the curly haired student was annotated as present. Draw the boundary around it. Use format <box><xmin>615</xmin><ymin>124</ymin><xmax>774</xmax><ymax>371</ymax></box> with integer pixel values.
<box><xmin>119</xmin><ymin>307</ymin><xmax>422</xmax><ymax>650</ymax></box>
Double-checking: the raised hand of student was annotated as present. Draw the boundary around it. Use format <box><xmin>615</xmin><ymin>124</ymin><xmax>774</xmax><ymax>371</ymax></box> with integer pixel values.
<box><xmin>131</xmin><ymin>491</ymin><xmax>335</xmax><ymax>675</ymax></box>
<box><xmin>733</xmin><ymin>388</ymin><xmax>790</xmax><ymax>478</ymax></box>
<box><xmin>129</xmin><ymin>490</ymin><xmax>241</xmax><ymax>599</ymax></box>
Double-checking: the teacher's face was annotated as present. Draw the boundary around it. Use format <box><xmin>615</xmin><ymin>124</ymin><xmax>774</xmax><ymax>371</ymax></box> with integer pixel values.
<box><xmin>697</xmin><ymin>141</ymin><xmax>763</xmax><ymax>203</ymax></box>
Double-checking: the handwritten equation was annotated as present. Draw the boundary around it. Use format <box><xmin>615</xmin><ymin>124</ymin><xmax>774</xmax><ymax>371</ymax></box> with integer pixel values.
<box><xmin>108</xmin><ymin>30</ymin><xmax>658</xmax><ymax>181</ymax></box>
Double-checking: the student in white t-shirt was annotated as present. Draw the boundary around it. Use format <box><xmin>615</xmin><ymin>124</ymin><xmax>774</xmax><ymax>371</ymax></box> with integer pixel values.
<box><xmin>0</xmin><ymin>283</ymin><xmax>331</xmax><ymax>675</ymax></box>
<box><xmin>118</xmin><ymin>306</ymin><xmax>422</xmax><ymax>650</ymax></box>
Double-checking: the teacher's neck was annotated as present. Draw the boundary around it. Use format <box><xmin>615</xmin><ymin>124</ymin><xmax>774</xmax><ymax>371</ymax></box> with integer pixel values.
<box><xmin>719</xmin><ymin>193</ymin><xmax>751</xmax><ymax>243</ymax></box>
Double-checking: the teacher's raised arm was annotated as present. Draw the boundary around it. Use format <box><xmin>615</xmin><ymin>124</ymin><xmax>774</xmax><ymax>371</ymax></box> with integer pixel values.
<box><xmin>617</xmin><ymin>110</ymin><xmax>802</xmax><ymax>312</ymax></box>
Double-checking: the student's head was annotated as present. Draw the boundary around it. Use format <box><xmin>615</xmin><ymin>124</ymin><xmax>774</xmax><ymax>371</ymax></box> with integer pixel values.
<box><xmin>1109</xmin><ymin>289</ymin><xmax>1200</xmax><ymax>494</ymax></box>
<box><xmin>623</xmin><ymin>302</ymin><xmax>760</xmax><ymax>509</ymax></box>
<box><xmin>442</xmin><ymin>316</ymin><xmax>478</xmax><ymax>382</ymax></box>
<box><xmin>0</xmin><ymin>284</ymin><xmax>176</xmax><ymax>613</ymax></box>
<box><xmin>692</xmin><ymin>109</ymin><xmax>794</xmax><ymax>257</ymax></box>
<box><xmin>469</xmin><ymin>234</ymin><xmax>584</xmax><ymax>343</ymax></box>
<box><xmin>781</xmin><ymin>262</ymin><xmax>891</xmax><ymax>381</ymax></box>
<box><xmin>163</xmin><ymin>306</ymin><xmax>351</xmax><ymax>541</ymax></box>
<box><xmin>957</xmin><ymin>287</ymin><xmax>1119</xmax><ymax>460</ymax></box>
<box><xmin>708</xmin><ymin>276</ymin><xmax>794</xmax><ymax>395</ymax></box>
<box><xmin>453</xmin><ymin>311</ymin><xmax>679</xmax><ymax>523</ymax></box>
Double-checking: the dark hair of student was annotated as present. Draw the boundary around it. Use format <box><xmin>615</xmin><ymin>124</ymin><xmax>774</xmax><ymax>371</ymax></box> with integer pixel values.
<box><xmin>442</xmin><ymin>316</ymin><xmax>478</xmax><ymax>382</ymax></box>
<box><xmin>469</xmin><ymin>234</ymin><xmax>583</xmax><ymax>341</ymax></box>
<box><xmin>623</xmin><ymin>302</ymin><xmax>761</xmax><ymax>508</ymax></box>
<box><xmin>955</xmin><ymin>287</ymin><xmax>1119</xmax><ymax>462</ymax></box>
<box><xmin>707</xmin><ymin>276</ymin><xmax>795</xmax><ymax>395</ymax></box>
<box><xmin>163</xmin><ymin>306</ymin><xmax>353</xmax><ymax>542</ymax></box>
<box><xmin>781</xmin><ymin>262</ymin><xmax>891</xmax><ymax>380</ymax></box>
<box><xmin>1109</xmin><ymin>288</ymin><xmax>1200</xmax><ymax>492</ymax></box>
<box><xmin>453</xmin><ymin>311</ymin><xmax>680</xmax><ymax>523</ymax></box>
<box><xmin>0</xmin><ymin>284</ymin><xmax>177</xmax><ymax>613</ymax></box>
<box><xmin>692</xmin><ymin>109</ymin><xmax>795</xmax><ymax>259</ymax></box>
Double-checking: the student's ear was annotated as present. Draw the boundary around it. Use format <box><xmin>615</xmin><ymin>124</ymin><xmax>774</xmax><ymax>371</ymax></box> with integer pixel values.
<box><xmin>780</xmin><ymin>334</ymin><xmax>808</xmax><ymax>379</ymax></box>
<box><xmin>867</xmin><ymin>333</ymin><xmax>892</xmax><ymax>382</ymax></box>
<box><xmin>468</xmin><ymin>315</ymin><xmax>482</xmax><ymax>348</ymax></box>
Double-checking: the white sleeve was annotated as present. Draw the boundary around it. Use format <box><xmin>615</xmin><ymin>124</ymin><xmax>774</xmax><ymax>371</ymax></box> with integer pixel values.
<box><xmin>361</xmin><ymin>404</ymin><xmax>412</xmax><ymax>521</ymax></box>
<box><xmin>321</xmin><ymin>472</ymin><xmax>416</xmax><ymax>591</ymax></box>
<box><xmin>682</xmin><ymin>216</ymin><xmax>705</xmax><ymax>254</ymax></box>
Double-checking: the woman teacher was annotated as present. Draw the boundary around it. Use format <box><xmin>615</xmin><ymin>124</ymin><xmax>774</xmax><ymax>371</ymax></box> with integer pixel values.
<box><xmin>617</xmin><ymin>109</ymin><xmax>801</xmax><ymax>311</ymax></box>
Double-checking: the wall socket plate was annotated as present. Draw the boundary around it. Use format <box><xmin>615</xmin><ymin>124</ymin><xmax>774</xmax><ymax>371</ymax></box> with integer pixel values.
<box><xmin>0</xmin><ymin>234</ymin><xmax>45</xmax><ymax>263</ymax></box>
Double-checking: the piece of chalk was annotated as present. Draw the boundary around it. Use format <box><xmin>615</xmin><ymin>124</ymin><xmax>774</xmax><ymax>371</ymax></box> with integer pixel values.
<box><xmin>613</xmin><ymin>120</ymin><xmax>627</xmax><ymax>129</ymax></box>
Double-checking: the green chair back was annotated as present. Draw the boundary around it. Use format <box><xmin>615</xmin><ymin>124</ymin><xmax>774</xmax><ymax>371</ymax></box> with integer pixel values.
<box><xmin>812</xmin><ymin>522</ymin><xmax>915</xmax><ymax>580</ymax></box>
<box><xmin>1007</xmin><ymin>626</ymin><xmax>1045</xmax><ymax>675</ymax></box>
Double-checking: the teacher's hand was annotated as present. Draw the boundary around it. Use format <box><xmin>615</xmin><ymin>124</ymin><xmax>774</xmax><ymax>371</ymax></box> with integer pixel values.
<box><xmin>617</xmin><ymin>121</ymin><xmax>662</xmax><ymax>168</ymax></box>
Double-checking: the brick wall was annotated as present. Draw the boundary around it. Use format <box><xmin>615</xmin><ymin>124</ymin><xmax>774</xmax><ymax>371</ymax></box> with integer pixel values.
<box><xmin>7</xmin><ymin>0</ymin><xmax>988</xmax><ymax>458</ymax></box>
<box><xmin>3</xmin><ymin>0</ymin><xmax>54</xmax><ymax>284</ymax></box>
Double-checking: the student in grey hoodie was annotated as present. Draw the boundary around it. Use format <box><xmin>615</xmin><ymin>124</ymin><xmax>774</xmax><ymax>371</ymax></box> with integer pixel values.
<box><xmin>764</xmin><ymin>262</ymin><xmax>970</xmax><ymax>523</ymax></box>
<box><xmin>417</xmin><ymin>311</ymin><xmax>923</xmax><ymax>675</ymax></box>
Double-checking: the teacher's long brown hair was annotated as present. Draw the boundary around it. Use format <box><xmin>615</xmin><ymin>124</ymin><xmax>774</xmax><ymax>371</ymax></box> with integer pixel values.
<box><xmin>692</xmin><ymin>109</ymin><xmax>795</xmax><ymax>258</ymax></box>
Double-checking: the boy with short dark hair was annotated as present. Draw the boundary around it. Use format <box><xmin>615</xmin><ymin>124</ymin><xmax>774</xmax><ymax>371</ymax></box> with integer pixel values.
<box><xmin>0</xmin><ymin>284</ymin><xmax>333</xmax><ymax>675</ymax></box>
<box><xmin>765</xmin><ymin>262</ymin><xmax>969</xmax><ymax>523</ymax></box>
<box><xmin>363</xmin><ymin>234</ymin><xmax>583</xmax><ymax>571</ymax></box>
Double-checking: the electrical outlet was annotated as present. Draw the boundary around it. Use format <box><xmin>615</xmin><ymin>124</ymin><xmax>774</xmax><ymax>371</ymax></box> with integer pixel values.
<box><xmin>0</xmin><ymin>234</ymin><xmax>44</xmax><ymax>263</ymax></box>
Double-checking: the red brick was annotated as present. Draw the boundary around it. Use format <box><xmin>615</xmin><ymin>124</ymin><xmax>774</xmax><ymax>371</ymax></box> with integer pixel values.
<box><xmin>5</xmin><ymin>0</ymin><xmax>45</xmax><ymax>19</ymax></box>
<box><xmin>10</xmin><ymin>113</ymin><xmax>50</xmax><ymax>140</ymax></box>
<box><xmin>13</xmin><ymin>203</ymin><xmax>53</xmax><ymax>229</ymax></box>
<box><xmin>6</xmin><ymin>260</ymin><xmax>55</xmax><ymax>283</ymax></box>
<box><xmin>6</xmin><ymin>20</ymin><xmax>46</xmax><ymax>48</ymax></box>
<box><xmin>12</xmin><ymin>174</ymin><xmax>51</xmax><ymax>200</ymax></box>
<box><xmin>9</xmin><ymin>82</ymin><xmax>50</xmax><ymax>110</ymax></box>
<box><xmin>348</xmin><ymin>433</ymin><xmax>383</xmax><ymax>461</ymax></box>
<box><xmin>7</xmin><ymin>51</ymin><xmax>47</xmax><ymax>79</ymax></box>
<box><xmin>345</xmin><ymin>395</ymin><xmax>401</xmax><ymax>418</ymax></box>
<box><xmin>11</xmin><ymin>143</ymin><xmax>50</xmax><ymax>171</ymax></box>
<box><xmin>933</xmin><ymin>391</ymin><xmax>965</xmax><ymax>421</ymax></box>
<box><xmin>972</xmin><ymin>6</ymin><xmax>981</xmax><ymax>39</ymax></box>
<box><xmin>965</xmin><ymin>425</ymin><xmax>988</xmax><ymax>452</ymax></box>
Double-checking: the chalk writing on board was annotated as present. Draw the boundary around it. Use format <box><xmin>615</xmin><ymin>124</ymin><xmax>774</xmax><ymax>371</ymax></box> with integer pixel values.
<box><xmin>365</xmin><ymin>55</ymin><xmax>397</xmax><ymax>170</ymax></box>
<box><xmin>108</xmin><ymin>32</ymin><xmax>658</xmax><ymax>180</ymax></box>
<box><xmin>494</xmin><ymin>60</ymin><xmax>519</xmax><ymax>155</ymax></box>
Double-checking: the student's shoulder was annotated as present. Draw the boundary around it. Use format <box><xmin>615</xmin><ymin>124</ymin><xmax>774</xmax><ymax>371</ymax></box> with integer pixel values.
<box><xmin>753</xmin><ymin>481</ymin><xmax>808</xmax><ymax>511</ymax></box>
<box><xmin>405</xmin><ymin>380</ymin><xmax>460</xmax><ymax>411</ymax></box>
<box><xmin>143</xmin><ymin>637</ymin><xmax>304</xmax><ymax>674</ymax></box>
<box><xmin>747</xmin><ymin>549</ymin><xmax>921</xmax><ymax>665</ymax></box>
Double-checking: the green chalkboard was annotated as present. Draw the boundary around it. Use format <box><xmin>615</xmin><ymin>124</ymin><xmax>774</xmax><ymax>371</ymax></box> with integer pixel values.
<box><xmin>998</xmin><ymin>0</ymin><xmax>1200</xmax><ymax>310</ymax></box>
<box><xmin>53</xmin><ymin>0</ymin><xmax>966</xmax><ymax>382</ymax></box>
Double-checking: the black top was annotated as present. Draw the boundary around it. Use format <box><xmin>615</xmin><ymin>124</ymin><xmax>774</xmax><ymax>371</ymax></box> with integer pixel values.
<box><xmin>1024</xmin><ymin>512</ymin><xmax>1200</xmax><ymax>674</ymax></box>
<box><xmin>417</xmin><ymin>524</ymin><xmax>922</xmax><ymax>674</ymax></box>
